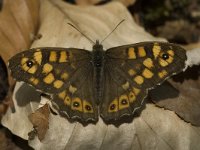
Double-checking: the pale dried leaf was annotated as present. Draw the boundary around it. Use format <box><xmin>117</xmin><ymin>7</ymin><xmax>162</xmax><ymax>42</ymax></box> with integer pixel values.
<box><xmin>0</xmin><ymin>0</ymin><xmax>40</xmax><ymax>90</ymax></box>
<box><xmin>185</xmin><ymin>48</ymin><xmax>200</xmax><ymax>67</ymax></box>
<box><xmin>0</xmin><ymin>0</ymin><xmax>40</xmax><ymax>62</ymax></box>
<box><xmin>2</xmin><ymin>0</ymin><xmax>200</xmax><ymax>150</ymax></box>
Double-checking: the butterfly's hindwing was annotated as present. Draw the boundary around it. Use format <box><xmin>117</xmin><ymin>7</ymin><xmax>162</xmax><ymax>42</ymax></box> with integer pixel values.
<box><xmin>100</xmin><ymin>42</ymin><xmax>186</xmax><ymax>120</ymax></box>
<box><xmin>53</xmin><ymin>62</ymin><xmax>98</xmax><ymax>121</ymax></box>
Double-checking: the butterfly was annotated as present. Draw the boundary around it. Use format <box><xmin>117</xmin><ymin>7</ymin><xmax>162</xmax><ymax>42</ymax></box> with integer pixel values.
<box><xmin>8</xmin><ymin>41</ymin><xmax>187</xmax><ymax>123</ymax></box>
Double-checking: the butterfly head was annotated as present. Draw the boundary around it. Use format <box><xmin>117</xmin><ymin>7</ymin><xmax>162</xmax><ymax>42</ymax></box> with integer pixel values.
<box><xmin>93</xmin><ymin>40</ymin><xmax>103</xmax><ymax>51</ymax></box>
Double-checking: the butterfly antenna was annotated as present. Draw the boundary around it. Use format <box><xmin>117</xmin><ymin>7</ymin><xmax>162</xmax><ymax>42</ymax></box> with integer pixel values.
<box><xmin>67</xmin><ymin>23</ymin><xmax>95</xmax><ymax>44</ymax></box>
<box><xmin>100</xmin><ymin>19</ymin><xmax>125</xmax><ymax>44</ymax></box>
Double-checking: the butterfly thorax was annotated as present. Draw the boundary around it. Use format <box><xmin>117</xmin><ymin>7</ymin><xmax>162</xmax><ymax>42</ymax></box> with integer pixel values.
<box><xmin>92</xmin><ymin>40</ymin><xmax>105</xmax><ymax>105</ymax></box>
<box><xmin>92</xmin><ymin>40</ymin><xmax>104</xmax><ymax>67</ymax></box>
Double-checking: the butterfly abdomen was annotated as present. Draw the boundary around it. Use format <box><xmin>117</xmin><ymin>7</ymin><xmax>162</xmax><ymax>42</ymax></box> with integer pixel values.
<box><xmin>92</xmin><ymin>42</ymin><xmax>105</xmax><ymax>105</ymax></box>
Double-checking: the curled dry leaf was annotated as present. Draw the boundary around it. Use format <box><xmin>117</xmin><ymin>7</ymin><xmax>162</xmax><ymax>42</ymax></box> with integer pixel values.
<box><xmin>2</xmin><ymin>0</ymin><xmax>200</xmax><ymax>150</ymax></box>
<box><xmin>28</xmin><ymin>104</ymin><xmax>50</xmax><ymax>141</ymax></box>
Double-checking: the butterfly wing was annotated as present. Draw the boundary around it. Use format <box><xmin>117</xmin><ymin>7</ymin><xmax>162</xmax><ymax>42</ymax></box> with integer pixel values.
<box><xmin>53</xmin><ymin>64</ymin><xmax>98</xmax><ymax>122</ymax></box>
<box><xmin>9</xmin><ymin>48</ymin><xmax>98</xmax><ymax>122</ymax></box>
<box><xmin>100</xmin><ymin>42</ymin><xmax>187</xmax><ymax>121</ymax></box>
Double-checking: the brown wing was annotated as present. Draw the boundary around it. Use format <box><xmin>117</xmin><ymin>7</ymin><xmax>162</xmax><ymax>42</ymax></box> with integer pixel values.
<box><xmin>9</xmin><ymin>47</ymin><xmax>98</xmax><ymax>122</ymax></box>
<box><xmin>100</xmin><ymin>42</ymin><xmax>187</xmax><ymax>121</ymax></box>
<box><xmin>9</xmin><ymin>47</ymin><xmax>91</xmax><ymax>93</ymax></box>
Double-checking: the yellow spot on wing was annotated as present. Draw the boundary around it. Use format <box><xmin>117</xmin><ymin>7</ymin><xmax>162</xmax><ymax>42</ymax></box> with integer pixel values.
<box><xmin>138</xmin><ymin>47</ymin><xmax>146</xmax><ymax>57</ymax></box>
<box><xmin>43</xmin><ymin>73</ymin><xmax>55</xmax><ymax>84</ymax></box>
<box><xmin>21</xmin><ymin>57</ymin><xmax>28</xmax><ymax>65</ymax></box>
<box><xmin>108</xmin><ymin>99</ymin><xmax>118</xmax><ymax>112</ymax></box>
<box><xmin>122</xmin><ymin>82</ymin><xmax>129</xmax><ymax>90</ymax></box>
<box><xmin>133</xmin><ymin>88</ymin><xmax>140</xmax><ymax>95</ymax></box>
<box><xmin>83</xmin><ymin>100</ymin><xmax>94</xmax><ymax>113</ymax></box>
<box><xmin>142</xmin><ymin>68</ymin><xmax>154</xmax><ymax>78</ymax></box>
<box><xmin>27</xmin><ymin>66</ymin><xmax>37</xmax><ymax>74</ymax></box>
<box><xmin>128</xmin><ymin>47</ymin><xmax>136</xmax><ymax>59</ymax></box>
<box><xmin>59</xmin><ymin>51</ymin><xmax>68</xmax><ymax>63</ymax></box>
<box><xmin>64</xmin><ymin>95</ymin><xmax>71</xmax><ymax>106</ymax></box>
<box><xmin>69</xmin><ymin>85</ymin><xmax>77</xmax><ymax>94</ymax></box>
<box><xmin>49</xmin><ymin>51</ymin><xmax>57</xmax><ymax>62</ymax></box>
<box><xmin>29</xmin><ymin>77</ymin><xmax>39</xmax><ymax>85</ymax></box>
<box><xmin>158</xmin><ymin>51</ymin><xmax>174</xmax><ymax>67</ymax></box>
<box><xmin>134</xmin><ymin>75</ymin><xmax>144</xmax><ymax>84</ymax></box>
<box><xmin>159</xmin><ymin>58</ymin><xmax>169</xmax><ymax>67</ymax></box>
<box><xmin>158</xmin><ymin>70</ymin><xmax>168</xmax><ymax>78</ymax></box>
<box><xmin>153</xmin><ymin>43</ymin><xmax>161</xmax><ymax>59</ymax></box>
<box><xmin>34</xmin><ymin>51</ymin><xmax>42</xmax><ymax>65</ymax></box>
<box><xmin>167</xmin><ymin>56</ymin><xmax>174</xmax><ymax>63</ymax></box>
<box><xmin>21</xmin><ymin>58</ymin><xmax>37</xmax><ymax>74</ymax></box>
<box><xmin>128</xmin><ymin>69</ymin><xmax>136</xmax><ymax>76</ymax></box>
<box><xmin>61</xmin><ymin>72</ymin><xmax>69</xmax><ymax>80</ymax></box>
<box><xmin>58</xmin><ymin>91</ymin><xmax>66</xmax><ymax>99</ymax></box>
<box><xmin>128</xmin><ymin>92</ymin><xmax>136</xmax><ymax>103</ymax></box>
<box><xmin>143</xmin><ymin>58</ymin><xmax>153</xmax><ymax>68</ymax></box>
<box><xmin>168</xmin><ymin>50</ymin><xmax>174</xmax><ymax>56</ymax></box>
<box><xmin>71</xmin><ymin>97</ymin><xmax>82</xmax><ymax>112</ymax></box>
<box><xmin>53</xmin><ymin>80</ymin><xmax>64</xmax><ymax>89</ymax></box>
<box><xmin>119</xmin><ymin>95</ymin><xmax>129</xmax><ymax>110</ymax></box>
<box><xmin>158</xmin><ymin>58</ymin><xmax>168</xmax><ymax>67</ymax></box>
<box><xmin>42</xmin><ymin>63</ymin><xmax>53</xmax><ymax>74</ymax></box>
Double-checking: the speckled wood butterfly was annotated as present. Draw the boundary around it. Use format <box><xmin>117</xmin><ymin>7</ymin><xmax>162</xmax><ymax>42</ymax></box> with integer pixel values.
<box><xmin>9</xmin><ymin>41</ymin><xmax>186</xmax><ymax>122</ymax></box>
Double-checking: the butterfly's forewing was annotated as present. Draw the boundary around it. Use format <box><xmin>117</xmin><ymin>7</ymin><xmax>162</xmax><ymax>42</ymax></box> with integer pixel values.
<box><xmin>9</xmin><ymin>48</ymin><xmax>98</xmax><ymax>121</ymax></box>
<box><xmin>100</xmin><ymin>42</ymin><xmax>187</xmax><ymax>120</ymax></box>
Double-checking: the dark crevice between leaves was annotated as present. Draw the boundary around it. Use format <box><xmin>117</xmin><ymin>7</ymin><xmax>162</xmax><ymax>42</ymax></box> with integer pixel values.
<box><xmin>0</xmin><ymin>0</ymin><xmax>3</xmax><ymax>11</ymax></box>
<box><xmin>63</xmin><ymin>0</ymin><xmax>76</xmax><ymax>5</ymax></box>
<box><xmin>0</xmin><ymin>56</ymin><xmax>9</xmax><ymax>102</ymax></box>
<box><xmin>129</xmin><ymin>0</ymin><xmax>200</xmax><ymax>44</ymax></box>
<box><xmin>172</xmin><ymin>65</ymin><xmax>200</xmax><ymax>82</ymax></box>
<box><xmin>149</xmin><ymin>81</ymin><xmax>180</xmax><ymax>103</ymax></box>
<box><xmin>0</xmin><ymin>125</ymin><xmax>33</xmax><ymax>150</ymax></box>
<box><xmin>63</xmin><ymin>0</ymin><xmax>111</xmax><ymax>5</ymax></box>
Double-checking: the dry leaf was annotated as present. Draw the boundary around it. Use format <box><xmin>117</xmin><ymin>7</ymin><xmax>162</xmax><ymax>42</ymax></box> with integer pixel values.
<box><xmin>183</xmin><ymin>42</ymin><xmax>200</xmax><ymax>50</ymax></box>
<box><xmin>157</xmin><ymin>20</ymin><xmax>200</xmax><ymax>44</ymax></box>
<box><xmin>0</xmin><ymin>0</ymin><xmax>40</xmax><ymax>62</ymax></box>
<box><xmin>28</xmin><ymin>104</ymin><xmax>50</xmax><ymax>141</ymax></box>
<box><xmin>2</xmin><ymin>0</ymin><xmax>200</xmax><ymax>150</ymax></box>
<box><xmin>0</xmin><ymin>0</ymin><xmax>40</xmax><ymax>89</ymax></box>
<box><xmin>151</xmin><ymin>66</ymin><xmax>200</xmax><ymax>126</ymax></box>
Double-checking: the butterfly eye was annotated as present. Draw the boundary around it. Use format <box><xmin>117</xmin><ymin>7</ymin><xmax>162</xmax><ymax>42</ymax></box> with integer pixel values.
<box><xmin>162</xmin><ymin>53</ymin><xmax>169</xmax><ymax>60</ymax></box>
<box><xmin>26</xmin><ymin>60</ymin><xmax>34</xmax><ymax>68</ymax></box>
